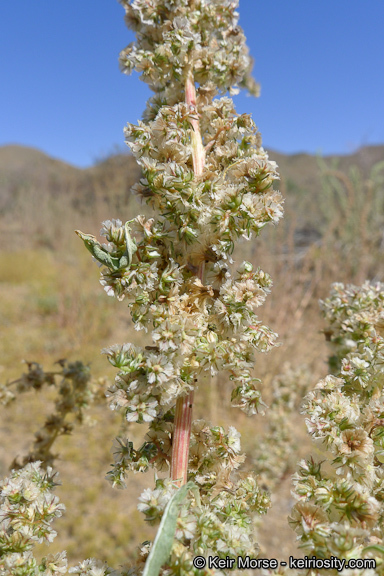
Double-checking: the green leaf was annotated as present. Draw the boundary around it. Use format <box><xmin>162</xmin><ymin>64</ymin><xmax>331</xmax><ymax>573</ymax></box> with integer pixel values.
<box><xmin>143</xmin><ymin>481</ymin><xmax>196</xmax><ymax>576</ymax></box>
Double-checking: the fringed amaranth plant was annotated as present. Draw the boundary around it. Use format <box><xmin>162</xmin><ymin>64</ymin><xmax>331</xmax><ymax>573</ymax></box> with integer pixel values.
<box><xmin>74</xmin><ymin>0</ymin><xmax>283</xmax><ymax>573</ymax></box>
<box><xmin>289</xmin><ymin>282</ymin><xmax>384</xmax><ymax>575</ymax></box>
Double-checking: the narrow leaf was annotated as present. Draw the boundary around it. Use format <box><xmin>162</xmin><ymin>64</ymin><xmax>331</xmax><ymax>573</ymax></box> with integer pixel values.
<box><xmin>143</xmin><ymin>481</ymin><xmax>195</xmax><ymax>576</ymax></box>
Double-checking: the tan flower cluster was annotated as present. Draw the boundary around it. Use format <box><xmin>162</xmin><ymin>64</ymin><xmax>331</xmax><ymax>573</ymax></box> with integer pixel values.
<box><xmin>118</xmin><ymin>0</ymin><xmax>259</xmax><ymax>119</ymax></box>
<box><xmin>290</xmin><ymin>282</ymin><xmax>384</xmax><ymax>573</ymax></box>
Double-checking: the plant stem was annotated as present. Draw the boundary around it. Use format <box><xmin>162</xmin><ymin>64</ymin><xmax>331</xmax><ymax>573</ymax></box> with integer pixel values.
<box><xmin>171</xmin><ymin>391</ymin><xmax>194</xmax><ymax>486</ymax></box>
<box><xmin>171</xmin><ymin>71</ymin><xmax>205</xmax><ymax>487</ymax></box>
<box><xmin>185</xmin><ymin>69</ymin><xmax>205</xmax><ymax>177</ymax></box>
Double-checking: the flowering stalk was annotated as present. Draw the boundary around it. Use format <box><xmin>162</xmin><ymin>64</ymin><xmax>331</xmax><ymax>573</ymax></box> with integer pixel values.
<box><xmin>75</xmin><ymin>1</ymin><xmax>283</xmax><ymax>572</ymax></box>
<box><xmin>289</xmin><ymin>282</ymin><xmax>384</xmax><ymax>574</ymax></box>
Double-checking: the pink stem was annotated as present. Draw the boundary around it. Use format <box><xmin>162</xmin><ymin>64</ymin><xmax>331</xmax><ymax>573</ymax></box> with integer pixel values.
<box><xmin>185</xmin><ymin>71</ymin><xmax>205</xmax><ymax>177</ymax></box>
<box><xmin>171</xmin><ymin>391</ymin><xmax>194</xmax><ymax>486</ymax></box>
<box><xmin>171</xmin><ymin>71</ymin><xmax>205</xmax><ymax>486</ymax></box>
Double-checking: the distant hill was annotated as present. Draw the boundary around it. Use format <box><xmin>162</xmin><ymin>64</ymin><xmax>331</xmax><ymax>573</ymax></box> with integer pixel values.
<box><xmin>0</xmin><ymin>145</ymin><xmax>141</xmax><ymax>215</ymax></box>
<box><xmin>270</xmin><ymin>144</ymin><xmax>384</xmax><ymax>199</ymax></box>
<box><xmin>0</xmin><ymin>145</ymin><xmax>79</xmax><ymax>178</ymax></box>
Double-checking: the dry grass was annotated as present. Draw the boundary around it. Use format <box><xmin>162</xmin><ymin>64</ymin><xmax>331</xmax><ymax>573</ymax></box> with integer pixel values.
<box><xmin>0</xmin><ymin>145</ymin><xmax>383</xmax><ymax>567</ymax></box>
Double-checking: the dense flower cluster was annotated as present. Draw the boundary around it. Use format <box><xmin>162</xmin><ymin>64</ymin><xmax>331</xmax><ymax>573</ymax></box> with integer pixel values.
<box><xmin>289</xmin><ymin>282</ymin><xmax>384</xmax><ymax>574</ymax></box>
<box><xmin>0</xmin><ymin>463</ymin><xmax>120</xmax><ymax>576</ymax></box>
<box><xmin>97</xmin><ymin>99</ymin><xmax>282</xmax><ymax>416</ymax></box>
<box><xmin>321</xmin><ymin>281</ymin><xmax>384</xmax><ymax>372</ymax></box>
<box><xmin>118</xmin><ymin>0</ymin><xmax>259</xmax><ymax>120</ymax></box>
<box><xmin>0</xmin><ymin>462</ymin><xmax>67</xmax><ymax>576</ymax></box>
<box><xmin>102</xmin><ymin>256</ymin><xmax>277</xmax><ymax>421</ymax></box>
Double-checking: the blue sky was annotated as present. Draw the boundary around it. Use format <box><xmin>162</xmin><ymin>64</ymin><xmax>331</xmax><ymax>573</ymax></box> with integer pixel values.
<box><xmin>1</xmin><ymin>1</ymin><xmax>383</xmax><ymax>167</ymax></box>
